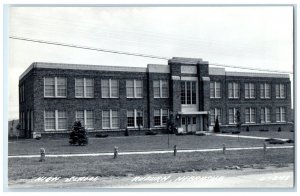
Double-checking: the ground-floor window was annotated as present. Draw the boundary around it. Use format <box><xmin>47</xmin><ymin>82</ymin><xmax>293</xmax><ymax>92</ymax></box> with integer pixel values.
<box><xmin>102</xmin><ymin>110</ymin><xmax>119</xmax><ymax>129</ymax></box>
<box><xmin>44</xmin><ymin>110</ymin><xmax>67</xmax><ymax>131</ymax></box>
<box><xmin>228</xmin><ymin>108</ymin><xmax>238</xmax><ymax>124</ymax></box>
<box><xmin>210</xmin><ymin>108</ymin><xmax>221</xmax><ymax>125</ymax></box>
<box><xmin>245</xmin><ymin>107</ymin><xmax>256</xmax><ymax>123</ymax></box>
<box><xmin>276</xmin><ymin>107</ymin><xmax>286</xmax><ymax>122</ymax></box>
<box><xmin>154</xmin><ymin>109</ymin><xmax>169</xmax><ymax>126</ymax></box>
<box><xmin>261</xmin><ymin>107</ymin><xmax>271</xmax><ymax>123</ymax></box>
<box><xmin>76</xmin><ymin>110</ymin><xmax>94</xmax><ymax>129</ymax></box>
<box><xmin>127</xmin><ymin>110</ymin><xmax>143</xmax><ymax>128</ymax></box>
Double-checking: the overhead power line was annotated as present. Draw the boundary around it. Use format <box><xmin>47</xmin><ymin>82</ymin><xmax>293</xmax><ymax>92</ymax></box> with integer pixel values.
<box><xmin>10</xmin><ymin>36</ymin><xmax>293</xmax><ymax>74</ymax></box>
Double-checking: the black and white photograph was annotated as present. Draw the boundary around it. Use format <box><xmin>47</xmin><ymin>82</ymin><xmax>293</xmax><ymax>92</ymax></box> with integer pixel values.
<box><xmin>4</xmin><ymin>3</ymin><xmax>296</xmax><ymax>191</ymax></box>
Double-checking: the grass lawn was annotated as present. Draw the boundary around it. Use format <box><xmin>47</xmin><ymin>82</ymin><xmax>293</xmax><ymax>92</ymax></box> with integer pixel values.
<box><xmin>8</xmin><ymin>134</ymin><xmax>293</xmax><ymax>156</ymax></box>
<box><xmin>8</xmin><ymin>148</ymin><xmax>294</xmax><ymax>180</ymax></box>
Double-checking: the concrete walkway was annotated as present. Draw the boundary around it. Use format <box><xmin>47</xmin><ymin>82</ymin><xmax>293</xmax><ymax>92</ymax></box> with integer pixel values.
<box><xmin>8</xmin><ymin>145</ymin><xmax>294</xmax><ymax>159</ymax></box>
<box><xmin>213</xmin><ymin>133</ymin><xmax>289</xmax><ymax>141</ymax></box>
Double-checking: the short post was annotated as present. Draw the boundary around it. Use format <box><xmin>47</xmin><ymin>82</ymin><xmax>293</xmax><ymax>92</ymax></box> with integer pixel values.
<box><xmin>223</xmin><ymin>144</ymin><xmax>226</xmax><ymax>155</ymax></box>
<box><xmin>114</xmin><ymin>146</ymin><xmax>118</xmax><ymax>159</ymax></box>
<box><xmin>263</xmin><ymin>142</ymin><xmax>267</xmax><ymax>155</ymax></box>
<box><xmin>173</xmin><ymin>145</ymin><xmax>177</xmax><ymax>156</ymax></box>
<box><xmin>39</xmin><ymin>148</ymin><xmax>45</xmax><ymax>162</ymax></box>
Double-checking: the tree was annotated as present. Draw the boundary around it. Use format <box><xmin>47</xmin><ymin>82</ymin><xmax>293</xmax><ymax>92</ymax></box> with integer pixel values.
<box><xmin>69</xmin><ymin>121</ymin><xmax>88</xmax><ymax>146</ymax></box>
<box><xmin>213</xmin><ymin>116</ymin><xmax>220</xmax><ymax>133</ymax></box>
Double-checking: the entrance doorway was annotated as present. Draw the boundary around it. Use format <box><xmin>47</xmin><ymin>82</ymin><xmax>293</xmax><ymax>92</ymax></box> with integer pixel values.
<box><xmin>181</xmin><ymin>116</ymin><xmax>197</xmax><ymax>133</ymax></box>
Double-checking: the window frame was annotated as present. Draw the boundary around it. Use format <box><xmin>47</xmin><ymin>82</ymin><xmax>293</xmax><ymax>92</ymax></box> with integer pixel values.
<box><xmin>127</xmin><ymin>109</ymin><xmax>144</xmax><ymax>128</ymax></box>
<box><xmin>102</xmin><ymin>110</ymin><xmax>119</xmax><ymax>129</ymax></box>
<box><xmin>76</xmin><ymin>110</ymin><xmax>94</xmax><ymax>129</ymax></box>
<box><xmin>101</xmin><ymin>79</ymin><xmax>119</xmax><ymax>98</ymax></box>
<box><xmin>75</xmin><ymin>78</ymin><xmax>94</xmax><ymax>98</ymax></box>
<box><xmin>153</xmin><ymin>80</ymin><xmax>169</xmax><ymax>98</ymax></box>
<box><xmin>44</xmin><ymin>77</ymin><xmax>67</xmax><ymax>98</ymax></box>
<box><xmin>210</xmin><ymin>81</ymin><xmax>221</xmax><ymax>98</ymax></box>
<box><xmin>126</xmin><ymin>79</ymin><xmax>143</xmax><ymax>98</ymax></box>
<box><xmin>245</xmin><ymin>107</ymin><xmax>256</xmax><ymax>124</ymax></box>
<box><xmin>154</xmin><ymin>109</ymin><xmax>169</xmax><ymax>127</ymax></box>
<box><xmin>228</xmin><ymin>82</ymin><xmax>240</xmax><ymax>99</ymax></box>
<box><xmin>245</xmin><ymin>83</ymin><xmax>255</xmax><ymax>99</ymax></box>
<box><xmin>44</xmin><ymin>110</ymin><xmax>68</xmax><ymax>131</ymax></box>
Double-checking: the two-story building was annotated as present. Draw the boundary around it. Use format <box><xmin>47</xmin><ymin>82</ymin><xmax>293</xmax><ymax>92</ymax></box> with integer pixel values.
<box><xmin>18</xmin><ymin>57</ymin><xmax>293</xmax><ymax>138</ymax></box>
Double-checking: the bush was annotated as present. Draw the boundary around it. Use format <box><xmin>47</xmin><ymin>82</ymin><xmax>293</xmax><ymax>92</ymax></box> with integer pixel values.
<box><xmin>186</xmin><ymin>131</ymin><xmax>195</xmax><ymax>135</ymax></box>
<box><xmin>125</xmin><ymin>128</ymin><xmax>130</xmax><ymax>136</ymax></box>
<box><xmin>69</xmin><ymin>121</ymin><xmax>88</xmax><ymax>146</ymax></box>
<box><xmin>213</xmin><ymin>117</ymin><xmax>220</xmax><ymax>133</ymax></box>
<box><xmin>175</xmin><ymin>132</ymin><xmax>187</xmax><ymax>136</ymax></box>
<box><xmin>195</xmin><ymin>132</ymin><xmax>206</xmax><ymax>136</ymax></box>
<box><xmin>95</xmin><ymin>133</ymin><xmax>108</xmax><ymax>138</ymax></box>
<box><xmin>278</xmin><ymin>127</ymin><xmax>282</xmax><ymax>132</ymax></box>
<box><xmin>286</xmin><ymin>139</ymin><xmax>294</xmax><ymax>143</ymax></box>
<box><xmin>221</xmin><ymin>130</ymin><xmax>230</xmax><ymax>134</ymax></box>
<box><xmin>145</xmin><ymin>130</ymin><xmax>157</xmax><ymax>135</ymax></box>
<box><xmin>259</xmin><ymin>129</ymin><xmax>269</xmax><ymax>132</ymax></box>
<box><xmin>232</xmin><ymin>131</ymin><xmax>240</xmax><ymax>134</ymax></box>
<box><xmin>246</xmin><ymin>126</ymin><xmax>250</xmax><ymax>132</ymax></box>
<box><xmin>268</xmin><ymin>138</ymin><xmax>285</xmax><ymax>144</ymax></box>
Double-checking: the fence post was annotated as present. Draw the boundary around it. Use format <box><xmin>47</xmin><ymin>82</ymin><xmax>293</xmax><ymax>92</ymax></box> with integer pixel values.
<box><xmin>223</xmin><ymin>144</ymin><xmax>226</xmax><ymax>154</ymax></box>
<box><xmin>39</xmin><ymin>148</ymin><xmax>45</xmax><ymax>162</ymax></box>
<box><xmin>263</xmin><ymin>142</ymin><xmax>267</xmax><ymax>155</ymax></box>
<box><xmin>173</xmin><ymin>145</ymin><xmax>177</xmax><ymax>156</ymax></box>
<box><xmin>114</xmin><ymin>146</ymin><xmax>118</xmax><ymax>159</ymax></box>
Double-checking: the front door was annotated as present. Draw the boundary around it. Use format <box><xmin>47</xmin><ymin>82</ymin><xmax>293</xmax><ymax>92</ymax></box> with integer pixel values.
<box><xmin>181</xmin><ymin>116</ymin><xmax>197</xmax><ymax>133</ymax></box>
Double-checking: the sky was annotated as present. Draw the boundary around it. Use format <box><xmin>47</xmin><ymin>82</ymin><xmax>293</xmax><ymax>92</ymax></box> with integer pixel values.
<box><xmin>8</xmin><ymin>6</ymin><xmax>294</xmax><ymax>120</ymax></box>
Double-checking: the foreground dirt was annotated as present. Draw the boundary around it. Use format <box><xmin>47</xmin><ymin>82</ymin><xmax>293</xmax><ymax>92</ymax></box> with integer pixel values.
<box><xmin>8</xmin><ymin>163</ymin><xmax>294</xmax><ymax>189</ymax></box>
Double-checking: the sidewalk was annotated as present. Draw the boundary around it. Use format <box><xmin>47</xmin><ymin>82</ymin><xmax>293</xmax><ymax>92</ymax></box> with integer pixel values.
<box><xmin>8</xmin><ymin>145</ymin><xmax>294</xmax><ymax>159</ymax></box>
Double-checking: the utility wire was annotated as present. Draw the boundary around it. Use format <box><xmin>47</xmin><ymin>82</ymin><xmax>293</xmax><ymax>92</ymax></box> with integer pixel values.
<box><xmin>10</xmin><ymin>36</ymin><xmax>293</xmax><ymax>74</ymax></box>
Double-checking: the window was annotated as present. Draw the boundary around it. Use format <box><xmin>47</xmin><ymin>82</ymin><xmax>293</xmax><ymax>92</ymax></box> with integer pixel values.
<box><xmin>276</xmin><ymin>107</ymin><xmax>286</xmax><ymax>122</ymax></box>
<box><xmin>75</xmin><ymin>78</ymin><xmax>94</xmax><ymax>98</ymax></box>
<box><xmin>126</xmin><ymin>80</ymin><xmax>143</xmax><ymax>98</ymax></box>
<box><xmin>210</xmin><ymin>108</ymin><xmax>221</xmax><ymax>125</ymax></box>
<box><xmin>76</xmin><ymin>110</ymin><xmax>94</xmax><ymax>129</ymax></box>
<box><xmin>260</xmin><ymin>83</ymin><xmax>271</xmax><ymax>99</ymax></box>
<box><xmin>44</xmin><ymin>110</ymin><xmax>67</xmax><ymax>131</ymax></box>
<box><xmin>228</xmin><ymin>108</ymin><xmax>238</xmax><ymax>124</ymax></box>
<box><xmin>181</xmin><ymin>81</ymin><xmax>197</xmax><ymax>104</ymax></box>
<box><xmin>261</xmin><ymin>107</ymin><xmax>271</xmax><ymax>123</ymax></box>
<box><xmin>245</xmin><ymin>108</ymin><xmax>256</xmax><ymax>123</ymax></box>
<box><xmin>44</xmin><ymin>77</ymin><xmax>67</xmax><ymax>98</ymax></box>
<box><xmin>101</xmin><ymin>79</ymin><xmax>119</xmax><ymax>98</ymax></box>
<box><xmin>153</xmin><ymin>80</ymin><xmax>169</xmax><ymax>98</ymax></box>
<box><xmin>127</xmin><ymin>110</ymin><xmax>144</xmax><ymax>128</ymax></box>
<box><xmin>154</xmin><ymin>109</ymin><xmax>169</xmax><ymax>126</ymax></box>
<box><xmin>19</xmin><ymin>84</ymin><xmax>25</xmax><ymax>102</ymax></box>
<box><xmin>102</xmin><ymin>110</ymin><xmax>119</xmax><ymax>129</ymax></box>
<box><xmin>228</xmin><ymin>82</ymin><xmax>240</xmax><ymax>98</ymax></box>
<box><xmin>210</xmin><ymin>82</ymin><xmax>221</xmax><ymax>98</ymax></box>
<box><xmin>245</xmin><ymin>83</ymin><xmax>255</xmax><ymax>99</ymax></box>
<box><xmin>276</xmin><ymin>84</ymin><xmax>286</xmax><ymax>99</ymax></box>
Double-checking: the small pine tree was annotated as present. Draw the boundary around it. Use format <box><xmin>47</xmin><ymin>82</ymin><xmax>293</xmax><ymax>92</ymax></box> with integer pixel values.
<box><xmin>236</xmin><ymin>110</ymin><xmax>242</xmax><ymax>132</ymax></box>
<box><xmin>69</xmin><ymin>121</ymin><xmax>88</xmax><ymax>146</ymax></box>
<box><xmin>214</xmin><ymin>116</ymin><xmax>220</xmax><ymax>133</ymax></box>
<box><xmin>125</xmin><ymin>128</ymin><xmax>129</xmax><ymax>136</ymax></box>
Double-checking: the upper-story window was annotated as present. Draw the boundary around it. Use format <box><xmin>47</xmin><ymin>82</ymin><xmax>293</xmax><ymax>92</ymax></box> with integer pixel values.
<box><xmin>245</xmin><ymin>83</ymin><xmax>255</xmax><ymax>99</ymax></box>
<box><xmin>260</xmin><ymin>83</ymin><xmax>271</xmax><ymax>99</ymax></box>
<box><xmin>75</xmin><ymin>78</ymin><xmax>94</xmax><ymax>98</ymax></box>
<box><xmin>210</xmin><ymin>81</ymin><xmax>221</xmax><ymax>98</ymax></box>
<box><xmin>228</xmin><ymin>82</ymin><xmax>240</xmax><ymax>99</ymax></box>
<box><xmin>245</xmin><ymin>107</ymin><xmax>256</xmax><ymax>124</ymax></box>
<box><xmin>181</xmin><ymin>81</ymin><xmax>197</xmax><ymax>104</ymax></box>
<box><xmin>153</xmin><ymin>80</ymin><xmax>169</xmax><ymax>98</ymax></box>
<box><xmin>101</xmin><ymin>79</ymin><xmax>119</xmax><ymax>98</ymax></box>
<box><xmin>276</xmin><ymin>84</ymin><xmax>286</xmax><ymax>99</ymax></box>
<box><xmin>44</xmin><ymin>77</ymin><xmax>67</xmax><ymax>98</ymax></box>
<box><xmin>126</xmin><ymin>80</ymin><xmax>143</xmax><ymax>98</ymax></box>
<box><xmin>276</xmin><ymin>107</ymin><xmax>286</xmax><ymax>122</ymax></box>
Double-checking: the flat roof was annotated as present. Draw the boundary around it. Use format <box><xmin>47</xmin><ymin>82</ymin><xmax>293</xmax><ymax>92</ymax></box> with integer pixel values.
<box><xmin>19</xmin><ymin>61</ymin><xmax>291</xmax><ymax>81</ymax></box>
